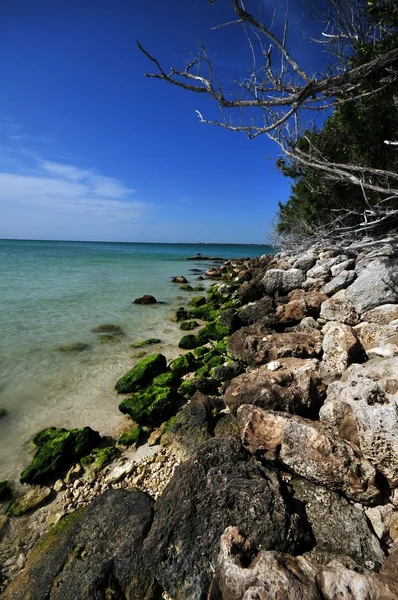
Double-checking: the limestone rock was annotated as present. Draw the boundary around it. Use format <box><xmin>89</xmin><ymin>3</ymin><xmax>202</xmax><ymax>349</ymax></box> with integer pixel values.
<box><xmin>320</xmin><ymin>321</ymin><xmax>367</xmax><ymax>383</ymax></box>
<box><xmin>320</xmin><ymin>289</ymin><xmax>360</xmax><ymax>325</ymax></box>
<box><xmin>223</xmin><ymin>358</ymin><xmax>325</xmax><ymax>417</ymax></box>
<box><xmin>227</xmin><ymin>324</ymin><xmax>322</xmax><ymax>366</ymax></box>
<box><xmin>261</xmin><ymin>268</ymin><xmax>305</xmax><ymax>295</ymax></box>
<box><xmin>346</xmin><ymin>257</ymin><xmax>398</xmax><ymax>313</ymax></box>
<box><xmin>323</xmin><ymin>270</ymin><xmax>356</xmax><ymax>296</ymax></box>
<box><xmin>292</xmin><ymin>253</ymin><xmax>317</xmax><ymax>272</ymax></box>
<box><xmin>2</xmin><ymin>490</ymin><xmax>157</xmax><ymax>600</ymax></box>
<box><xmin>307</xmin><ymin>259</ymin><xmax>331</xmax><ymax>281</ymax></box>
<box><xmin>275</xmin><ymin>290</ymin><xmax>327</xmax><ymax>323</ymax></box>
<box><xmin>143</xmin><ymin>437</ymin><xmax>313</xmax><ymax>600</ymax></box>
<box><xmin>320</xmin><ymin>357</ymin><xmax>398</xmax><ymax>487</ymax></box>
<box><xmin>363</xmin><ymin>304</ymin><xmax>398</xmax><ymax>325</ymax></box>
<box><xmin>331</xmin><ymin>258</ymin><xmax>355</xmax><ymax>277</ymax></box>
<box><xmin>209</xmin><ymin>527</ymin><xmax>398</xmax><ymax>600</ymax></box>
<box><xmin>238</xmin><ymin>405</ymin><xmax>381</xmax><ymax>504</ymax></box>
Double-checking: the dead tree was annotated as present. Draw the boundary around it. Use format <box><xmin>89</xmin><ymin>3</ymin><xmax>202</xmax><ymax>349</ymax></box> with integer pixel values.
<box><xmin>138</xmin><ymin>0</ymin><xmax>398</xmax><ymax>247</ymax></box>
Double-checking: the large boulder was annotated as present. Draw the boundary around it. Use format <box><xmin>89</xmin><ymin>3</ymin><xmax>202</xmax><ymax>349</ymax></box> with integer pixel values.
<box><xmin>236</xmin><ymin>281</ymin><xmax>264</xmax><ymax>304</ymax></box>
<box><xmin>320</xmin><ymin>321</ymin><xmax>367</xmax><ymax>383</ymax></box>
<box><xmin>261</xmin><ymin>268</ymin><xmax>305</xmax><ymax>295</ymax></box>
<box><xmin>275</xmin><ymin>289</ymin><xmax>327</xmax><ymax>323</ymax></box>
<box><xmin>223</xmin><ymin>358</ymin><xmax>325</xmax><ymax>418</ymax></box>
<box><xmin>323</xmin><ymin>270</ymin><xmax>356</xmax><ymax>296</ymax></box>
<box><xmin>320</xmin><ymin>357</ymin><xmax>398</xmax><ymax>488</ymax></box>
<box><xmin>346</xmin><ymin>257</ymin><xmax>398</xmax><ymax>313</ymax></box>
<box><xmin>227</xmin><ymin>324</ymin><xmax>322</xmax><ymax>366</ymax></box>
<box><xmin>238</xmin><ymin>405</ymin><xmax>381</xmax><ymax>504</ymax></box>
<box><xmin>1</xmin><ymin>490</ymin><xmax>157</xmax><ymax>600</ymax></box>
<box><xmin>320</xmin><ymin>289</ymin><xmax>360</xmax><ymax>325</ymax></box>
<box><xmin>238</xmin><ymin>296</ymin><xmax>276</xmax><ymax>327</ymax></box>
<box><xmin>115</xmin><ymin>353</ymin><xmax>167</xmax><ymax>394</ymax></box>
<box><xmin>143</xmin><ymin>437</ymin><xmax>313</xmax><ymax>600</ymax></box>
<box><xmin>208</xmin><ymin>527</ymin><xmax>398</xmax><ymax>600</ymax></box>
<box><xmin>20</xmin><ymin>426</ymin><xmax>100</xmax><ymax>485</ymax></box>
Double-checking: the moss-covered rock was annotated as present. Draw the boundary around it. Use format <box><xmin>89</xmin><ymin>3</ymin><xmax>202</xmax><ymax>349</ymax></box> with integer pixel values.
<box><xmin>193</xmin><ymin>285</ymin><xmax>205</xmax><ymax>292</ymax></box>
<box><xmin>202</xmin><ymin>348</ymin><xmax>223</xmax><ymax>364</ymax></box>
<box><xmin>7</xmin><ymin>486</ymin><xmax>52</xmax><ymax>517</ymax></box>
<box><xmin>119</xmin><ymin>384</ymin><xmax>182</xmax><ymax>426</ymax></box>
<box><xmin>177</xmin><ymin>380</ymin><xmax>197</xmax><ymax>399</ymax></box>
<box><xmin>129</xmin><ymin>338</ymin><xmax>162</xmax><ymax>348</ymax></box>
<box><xmin>195</xmin><ymin>365</ymin><xmax>211</xmax><ymax>378</ymax></box>
<box><xmin>54</xmin><ymin>342</ymin><xmax>90</xmax><ymax>353</ymax></box>
<box><xmin>152</xmin><ymin>371</ymin><xmax>178</xmax><ymax>387</ymax></box>
<box><xmin>20</xmin><ymin>426</ymin><xmax>101</xmax><ymax>485</ymax></box>
<box><xmin>80</xmin><ymin>445</ymin><xmax>119</xmax><ymax>478</ymax></box>
<box><xmin>197</xmin><ymin>320</ymin><xmax>231</xmax><ymax>343</ymax></box>
<box><xmin>189</xmin><ymin>303</ymin><xmax>220</xmax><ymax>322</ymax></box>
<box><xmin>188</xmin><ymin>296</ymin><xmax>207</xmax><ymax>308</ymax></box>
<box><xmin>0</xmin><ymin>480</ymin><xmax>11</xmax><ymax>500</ymax></box>
<box><xmin>194</xmin><ymin>345</ymin><xmax>211</xmax><ymax>358</ymax></box>
<box><xmin>98</xmin><ymin>334</ymin><xmax>120</xmax><ymax>344</ymax></box>
<box><xmin>180</xmin><ymin>284</ymin><xmax>194</xmax><ymax>291</ymax></box>
<box><xmin>170</xmin><ymin>352</ymin><xmax>201</xmax><ymax>377</ymax></box>
<box><xmin>205</xmin><ymin>355</ymin><xmax>224</xmax><ymax>368</ymax></box>
<box><xmin>180</xmin><ymin>320</ymin><xmax>199</xmax><ymax>331</ymax></box>
<box><xmin>118</xmin><ymin>425</ymin><xmax>143</xmax><ymax>448</ymax></box>
<box><xmin>178</xmin><ymin>334</ymin><xmax>202</xmax><ymax>350</ymax></box>
<box><xmin>170</xmin><ymin>307</ymin><xmax>190</xmax><ymax>322</ymax></box>
<box><xmin>130</xmin><ymin>350</ymin><xmax>147</xmax><ymax>359</ymax></box>
<box><xmin>91</xmin><ymin>324</ymin><xmax>124</xmax><ymax>336</ymax></box>
<box><xmin>115</xmin><ymin>353</ymin><xmax>167</xmax><ymax>394</ymax></box>
<box><xmin>215</xmin><ymin>336</ymin><xmax>229</xmax><ymax>354</ymax></box>
<box><xmin>0</xmin><ymin>408</ymin><xmax>7</xmax><ymax>418</ymax></box>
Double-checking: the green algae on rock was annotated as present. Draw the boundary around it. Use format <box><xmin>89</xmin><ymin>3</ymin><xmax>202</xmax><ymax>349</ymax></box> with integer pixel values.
<box><xmin>178</xmin><ymin>334</ymin><xmax>202</xmax><ymax>350</ymax></box>
<box><xmin>80</xmin><ymin>445</ymin><xmax>119</xmax><ymax>479</ymax></box>
<box><xmin>178</xmin><ymin>380</ymin><xmax>197</xmax><ymax>399</ymax></box>
<box><xmin>152</xmin><ymin>371</ymin><xmax>177</xmax><ymax>387</ymax></box>
<box><xmin>188</xmin><ymin>296</ymin><xmax>207</xmax><ymax>308</ymax></box>
<box><xmin>180</xmin><ymin>320</ymin><xmax>199</xmax><ymax>331</ymax></box>
<box><xmin>129</xmin><ymin>338</ymin><xmax>162</xmax><ymax>348</ymax></box>
<box><xmin>170</xmin><ymin>352</ymin><xmax>201</xmax><ymax>377</ymax></box>
<box><xmin>90</xmin><ymin>324</ymin><xmax>124</xmax><ymax>336</ymax></box>
<box><xmin>0</xmin><ymin>480</ymin><xmax>12</xmax><ymax>500</ymax></box>
<box><xmin>20</xmin><ymin>426</ymin><xmax>101</xmax><ymax>485</ymax></box>
<box><xmin>54</xmin><ymin>342</ymin><xmax>90</xmax><ymax>353</ymax></box>
<box><xmin>7</xmin><ymin>486</ymin><xmax>52</xmax><ymax>517</ymax></box>
<box><xmin>115</xmin><ymin>353</ymin><xmax>167</xmax><ymax>394</ymax></box>
<box><xmin>170</xmin><ymin>306</ymin><xmax>190</xmax><ymax>322</ymax></box>
<box><xmin>98</xmin><ymin>334</ymin><xmax>120</xmax><ymax>344</ymax></box>
<box><xmin>0</xmin><ymin>408</ymin><xmax>7</xmax><ymax>418</ymax></box>
<box><xmin>180</xmin><ymin>284</ymin><xmax>194</xmax><ymax>291</ymax></box>
<box><xmin>119</xmin><ymin>384</ymin><xmax>182</xmax><ymax>426</ymax></box>
<box><xmin>118</xmin><ymin>425</ymin><xmax>143</xmax><ymax>448</ymax></box>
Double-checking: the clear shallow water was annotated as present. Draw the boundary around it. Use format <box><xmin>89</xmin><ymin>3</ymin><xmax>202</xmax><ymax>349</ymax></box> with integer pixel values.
<box><xmin>0</xmin><ymin>240</ymin><xmax>272</xmax><ymax>483</ymax></box>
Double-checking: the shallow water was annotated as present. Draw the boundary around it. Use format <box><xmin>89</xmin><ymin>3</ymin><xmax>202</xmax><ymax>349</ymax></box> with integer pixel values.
<box><xmin>0</xmin><ymin>240</ymin><xmax>272</xmax><ymax>482</ymax></box>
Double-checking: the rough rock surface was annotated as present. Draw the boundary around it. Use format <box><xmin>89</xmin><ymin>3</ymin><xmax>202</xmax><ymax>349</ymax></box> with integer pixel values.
<box><xmin>238</xmin><ymin>296</ymin><xmax>277</xmax><ymax>327</ymax></box>
<box><xmin>323</xmin><ymin>270</ymin><xmax>356</xmax><ymax>296</ymax></box>
<box><xmin>238</xmin><ymin>405</ymin><xmax>381</xmax><ymax>504</ymax></box>
<box><xmin>262</xmin><ymin>268</ymin><xmax>305</xmax><ymax>295</ymax></box>
<box><xmin>143</xmin><ymin>437</ymin><xmax>313</xmax><ymax>600</ymax></box>
<box><xmin>346</xmin><ymin>257</ymin><xmax>398</xmax><ymax>313</ymax></box>
<box><xmin>363</xmin><ymin>304</ymin><xmax>398</xmax><ymax>325</ymax></box>
<box><xmin>228</xmin><ymin>324</ymin><xmax>322</xmax><ymax>366</ymax></box>
<box><xmin>1</xmin><ymin>490</ymin><xmax>158</xmax><ymax>600</ymax></box>
<box><xmin>275</xmin><ymin>290</ymin><xmax>327</xmax><ymax>323</ymax></box>
<box><xmin>320</xmin><ymin>289</ymin><xmax>360</xmax><ymax>325</ymax></box>
<box><xmin>320</xmin><ymin>357</ymin><xmax>398</xmax><ymax>487</ymax></box>
<box><xmin>223</xmin><ymin>358</ymin><xmax>325</xmax><ymax>417</ymax></box>
<box><xmin>320</xmin><ymin>321</ymin><xmax>367</xmax><ymax>383</ymax></box>
<box><xmin>208</xmin><ymin>527</ymin><xmax>398</xmax><ymax>600</ymax></box>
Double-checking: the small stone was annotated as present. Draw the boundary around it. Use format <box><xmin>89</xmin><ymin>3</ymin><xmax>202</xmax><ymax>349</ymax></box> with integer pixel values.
<box><xmin>267</xmin><ymin>361</ymin><xmax>282</xmax><ymax>371</ymax></box>
<box><xmin>53</xmin><ymin>479</ymin><xmax>65</xmax><ymax>492</ymax></box>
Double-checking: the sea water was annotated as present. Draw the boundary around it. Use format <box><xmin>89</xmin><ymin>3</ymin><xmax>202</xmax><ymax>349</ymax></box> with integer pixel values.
<box><xmin>0</xmin><ymin>240</ymin><xmax>272</xmax><ymax>482</ymax></box>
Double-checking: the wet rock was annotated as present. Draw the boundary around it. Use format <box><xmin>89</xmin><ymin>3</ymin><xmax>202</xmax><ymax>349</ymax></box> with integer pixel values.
<box><xmin>323</xmin><ymin>270</ymin><xmax>356</xmax><ymax>296</ymax></box>
<box><xmin>115</xmin><ymin>353</ymin><xmax>167</xmax><ymax>394</ymax></box>
<box><xmin>218</xmin><ymin>308</ymin><xmax>241</xmax><ymax>333</ymax></box>
<box><xmin>180</xmin><ymin>320</ymin><xmax>199</xmax><ymax>331</ymax></box>
<box><xmin>144</xmin><ymin>437</ymin><xmax>313</xmax><ymax>600</ymax></box>
<box><xmin>20</xmin><ymin>426</ymin><xmax>100</xmax><ymax>485</ymax></box>
<box><xmin>238</xmin><ymin>296</ymin><xmax>277</xmax><ymax>327</ymax></box>
<box><xmin>291</xmin><ymin>479</ymin><xmax>384</xmax><ymax>568</ymax></box>
<box><xmin>262</xmin><ymin>268</ymin><xmax>305</xmax><ymax>295</ymax></box>
<box><xmin>320</xmin><ymin>321</ymin><xmax>367</xmax><ymax>383</ymax></box>
<box><xmin>90</xmin><ymin>323</ymin><xmax>124</xmax><ymax>335</ymax></box>
<box><xmin>172</xmin><ymin>276</ymin><xmax>188</xmax><ymax>283</ymax></box>
<box><xmin>346</xmin><ymin>257</ymin><xmax>398</xmax><ymax>313</ymax></box>
<box><xmin>119</xmin><ymin>382</ymin><xmax>181</xmax><ymax>426</ymax></box>
<box><xmin>54</xmin><ymin>342</ymin><xmax>90</xmax><ymax>353</ymax></box>
<box><xmin>7</xmin><ymin>487</ymin><xmax>52</xmax><ymax>517</ymax></box>
<box><xmin>0</xmin><ymin>480</ymin><xmax>11</xmax><ymax>500</ymax></box>
<box><xmin>320</xmin><ymin>357</ymin><xmax>398</xmax><ymax>488</ymax></box>
<box><xmin>133</xmin><ymin>295</ymin><xmax>157</xmax><ymax>304</ymax></box>
<box><xmin>209</xmin><ymin>527</ymin><xmax>398</xmax><ymax>600</ymax></box>
<box><xmin>320</xmin><ymin>289</ymin><xmax>360</xmax><ymax>325</ymax></box>
<box><xmin>223</xmin><ymin>358</ymin><xmax>325</xmax><ymax>417</ymax></box>
<box><xmin>228</xmin><ymin>324</ymin><xmax>322</xmax><ymax>366</ymax></box>
<box><xmin>238</xmin><ymin>406</ymin><xmax>381</xmax><ymax>504</ymax></box>
<box><xmin>2</xmin><ymin>490</ymin><xmax>157</xmax><ymax>600</ymax></box>
<box><xmin>129</xmin><ymin>338</ymin><xmax>161</xmax><ymax>348</ymax></box>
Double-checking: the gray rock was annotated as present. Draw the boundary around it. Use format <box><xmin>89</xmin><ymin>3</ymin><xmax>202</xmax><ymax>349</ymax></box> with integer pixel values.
<box><xmin>143</xmin><ymin>437</ymin><xmax>313</xmax><ymax>600</ymax></box>
<box><xmin>293</xmin><ymin>254</ymin><xmax>317</xmax><ymax>272</ymax></box>
<box><xmin>261</xmin><ymin>268</ymin><xmax>305</xmax><ymax>295</ymax></box>
<box><xmin>320</xmin><ymin>357</ymin><xmax>398</xmax><ymax>487</ymax></box>
<box><xmin>331</xmin><ymin>258</ymin><xmax>355</xmax><ymax>277</ymax></box>
<box><xmin>323</xmin><ymin>270</ymin><xmax>356</xmax><ymax>296</ymax></box>
<box><xmin>320</xmin><ymin>321</ymin><xmax>367</xmax><ymax>383</ymax></box>
<box><xmin>2</xmin><ymin>490</ymin><xmax>157</xmax><ymax>600</ymax></box>
<box><xmin>346</xmin><ymin>257</ymin><xmax>398</xmax><ymax>313</ymax></box>
<box><xmin>307</xmin><ymin>260</ymin><xmax>331</xmax><ymax>280</ymax></box>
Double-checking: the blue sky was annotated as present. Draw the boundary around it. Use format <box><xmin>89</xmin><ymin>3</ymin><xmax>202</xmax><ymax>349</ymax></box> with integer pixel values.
<box><xmin>0</xmin><ymin>0</ymin><xmax>325</xmax><ymax>243</ymax></box>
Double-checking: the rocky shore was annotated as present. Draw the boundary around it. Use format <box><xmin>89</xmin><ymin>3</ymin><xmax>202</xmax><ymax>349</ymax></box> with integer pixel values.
<box><xmin>1</xmin><ymin>242</ymin><xmax>398</xmax><ymax>599</ymax></box>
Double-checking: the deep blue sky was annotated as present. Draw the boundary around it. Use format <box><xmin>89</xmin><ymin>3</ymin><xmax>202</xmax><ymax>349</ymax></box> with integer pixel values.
<box><xmin>0</xmin><ymin>0</ymin><xmax>325</xmax><ymax>243</ymax></box>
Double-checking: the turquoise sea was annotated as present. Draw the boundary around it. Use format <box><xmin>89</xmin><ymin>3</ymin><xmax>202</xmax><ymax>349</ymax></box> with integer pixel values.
<box><xmin>0</xmin><ymin>240</ymin><xmax>272</xmax><ymax>483</ymax></box>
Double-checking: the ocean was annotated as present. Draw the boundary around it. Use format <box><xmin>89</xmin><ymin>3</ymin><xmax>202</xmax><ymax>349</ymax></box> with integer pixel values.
<box><xmin>0</xmin><ymin>239</ymin><xmax>272</xmax><ymax>483</ymax></box>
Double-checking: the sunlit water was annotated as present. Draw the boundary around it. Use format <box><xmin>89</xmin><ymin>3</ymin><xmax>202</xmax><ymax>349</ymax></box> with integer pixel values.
<box><xmin>0</xmin><ymin>240</ymin><xmax>272</xmax><ymax>483</ymax></box>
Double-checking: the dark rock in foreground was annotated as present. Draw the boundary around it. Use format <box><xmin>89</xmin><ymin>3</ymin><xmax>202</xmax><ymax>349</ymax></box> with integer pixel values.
<box><xmin>2</xmin><ymin>490</ymin><xmax>159</xmax><ymax>600</ymax></box>
<box><xmin>143</xmin><ymin>437</ymin><xmax>313</xmax><ymax>600</ymax></box>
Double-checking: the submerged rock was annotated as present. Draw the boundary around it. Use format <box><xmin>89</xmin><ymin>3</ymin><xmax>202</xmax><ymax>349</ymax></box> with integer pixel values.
<box><xmin>54</xmin><ymin>342</ymin><xmax>90</xmax><ymax>353</ymax></box>
<box><xmin>129</xmin><ymin>338</ymin><xmax>161</xmax><ymax>348</ymax></box>
<box><xmin>20</xmin><ymin>426</ymin><xmax>100</xmax><ymax>485</ymax></box>
<box><xmin>90</xmin><ymin>323</ymin><xmax>124</xmax><ymax>335</ymax></box>
<box><xmin>133</xmin><ymin>294</ymin><xmax>157</xmax><ymax>304</ymax></box>
<box><xmin>115</xmin><ymin>353</ymin><xmax>167</xmax><ymax>394</ymax></box>
<box><xmin>172</xmin><ymin>276</ymin><xmax>188</xmax><ymax>283</ymax></box>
